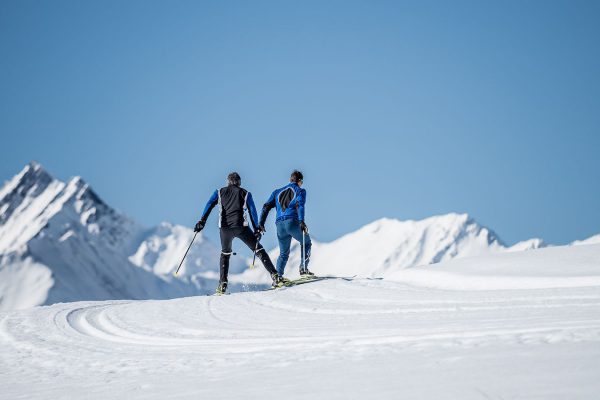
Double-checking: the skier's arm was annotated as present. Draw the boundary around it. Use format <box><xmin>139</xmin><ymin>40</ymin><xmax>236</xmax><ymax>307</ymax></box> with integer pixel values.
<box><xmin>297</xmin><ymin>188</ymin><xmax>306</xmax><ymax>221</ymax></box>
<box><xmin>199</xmin><ymin>190</ymin><xmax>219</xmax><ymax>223</ymax></box>
<box><xmin>259</xmin><ymin>190</ymin><xmax>277</xmax><ymax>228</ymax></box>
<box><xmin>246</xmin><ymin>192</ymin><xmax>260</xmax><ymax>231</ymax></box>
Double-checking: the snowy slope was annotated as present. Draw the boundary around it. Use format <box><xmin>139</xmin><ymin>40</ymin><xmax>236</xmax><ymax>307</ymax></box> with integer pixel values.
<box><xmin>0</xmin><ymin>163</ymin><xmax>232</xmax><ymax>310</ymax></box>
<box><xmin>1</xmin><ymin>243</ymin><xmax>599</xmax><ymax>399</ymax></box>
<box><xmin>387</xmin><ymin>242</ymin><xmax>600</xmax><ymax>290</ymax></box>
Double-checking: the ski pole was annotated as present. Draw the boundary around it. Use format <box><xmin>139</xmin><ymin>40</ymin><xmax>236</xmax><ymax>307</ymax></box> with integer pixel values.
<box><xmin>250</xmin><ymin>232</ymin><xmax>261</xmax><ymax>269</ymax></box>
<box><xmin>250</xmin><ymin>241</ymin><xmax>259</xmax><ymax>269</ymax></box>
<box><xmin>174</xmin><ymin>231</ymin><xmax>198</xmax><ymax>276</ymax></box>
<box><xmin>302</xmin><ymin>230</ymin><xmax>306</xmax><ymax>271</ymax></box>
<box><xmin>301</xmin><ymin>223</ymin><xmax>310</xmax><ymax>272</ymax></box>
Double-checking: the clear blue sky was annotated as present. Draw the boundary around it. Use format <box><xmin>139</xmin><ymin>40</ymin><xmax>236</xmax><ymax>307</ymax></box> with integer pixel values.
<box><xmin>1</xmin><ymin>0</ymin><xmax>599</xmax><ymax>248</ymax></box>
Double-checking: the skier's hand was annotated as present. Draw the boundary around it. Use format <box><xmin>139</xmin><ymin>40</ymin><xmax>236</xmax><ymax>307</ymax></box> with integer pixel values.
<box><xmin>194</xmin><ymin>220</ymin><xmax>205</xmax><ymax>232</ymax></box>
<box><xmin>254</xmin><ymin>228</ymin><xmax>263</xmax><ymax>240</ymax></box>
<box><xmin>300</xmin><ymin>221</ymin><xmax>309</xmax><ymax>234</ymax></box>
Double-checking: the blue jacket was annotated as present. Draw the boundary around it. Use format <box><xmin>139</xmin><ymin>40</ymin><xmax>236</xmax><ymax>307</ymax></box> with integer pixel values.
<box><xmin>259</xmin><ymin>182</ymin><xmax>306</xmax><ymax>226</ymax></box>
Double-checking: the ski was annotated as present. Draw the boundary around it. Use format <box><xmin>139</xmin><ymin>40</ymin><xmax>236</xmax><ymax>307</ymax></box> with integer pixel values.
<box><xmin>263</xmin><ymin>276</ymin><xmax>323</xmax><ymax>291</ymax></box>
<box><xmin>291</xmin><ymin>276</ymin><xmax>325</xmax><ymax>285</ymax></box>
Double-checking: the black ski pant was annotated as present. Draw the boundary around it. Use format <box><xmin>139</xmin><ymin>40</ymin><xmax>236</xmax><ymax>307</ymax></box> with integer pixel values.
<box><xmin>219</xmin><ymin>226</ymin><xmax>277</xmax><ymax>283</ymax></box>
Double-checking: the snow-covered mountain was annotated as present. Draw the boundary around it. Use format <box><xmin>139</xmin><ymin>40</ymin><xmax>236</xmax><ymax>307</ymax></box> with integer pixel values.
<box><xmin>236</xmin><ymin>214</ymin><xmax>591</xmax><ymax>284</ymax></box>
<box><xmin>0</xmin><ymin>162</ymin><xmax>240</xmax><ymax>311</ymax></box>
<box><xmin>1</xmin><ymin>162</ymin><xmax>598</xmax><ymax>310</ymax></box>
<box><xmin>238</xmin><ymin>214</ymin><xmax>514</xmax><ymax>283</ymax></box>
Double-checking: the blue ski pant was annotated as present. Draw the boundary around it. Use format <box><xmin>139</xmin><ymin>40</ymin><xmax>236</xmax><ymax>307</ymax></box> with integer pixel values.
<box><xmin>276</xmin><ymin>219</ymin><xmax>312</xmax><ymax>276</ymax></box>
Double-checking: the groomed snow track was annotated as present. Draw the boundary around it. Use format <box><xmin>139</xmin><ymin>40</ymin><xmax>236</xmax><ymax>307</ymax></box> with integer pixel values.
<box><xmin>2</xmin><ymin>277</ymin><xmax>600</xmax><ymax>399</ymax></box>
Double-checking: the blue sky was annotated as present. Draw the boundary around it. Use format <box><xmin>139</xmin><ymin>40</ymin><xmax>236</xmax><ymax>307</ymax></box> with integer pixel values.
<box><xmin>1</xmin><ymin>0</ymin><xmax>599</xmax><ymax>248</ymax></box>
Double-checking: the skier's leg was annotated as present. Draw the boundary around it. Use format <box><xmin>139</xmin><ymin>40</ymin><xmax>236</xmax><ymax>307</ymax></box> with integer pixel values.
<box><xmin>237</xmin><ymin>227</ymin><xmax>277</xmax><ymax>276</ymax></box>
<box><xmin>219</xmin><ymin>228</ymin><xmax>236</xmax><ymax>290</ymax></box>
<box><xmin>288</xmin><ymin>220</ymin><xmax>312</xmax><ymax>270</ymax></box>
<box><xmin>276</xmin><ymin>221</ymin><xmax>293</xmax><ymax>276</ymax></box>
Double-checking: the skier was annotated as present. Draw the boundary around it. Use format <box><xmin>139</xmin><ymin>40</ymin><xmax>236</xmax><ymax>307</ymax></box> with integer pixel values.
<box><xmin>194</xmin><ymin>172</ymin><xmax>284</xmax><ymax>294</ymax></box>
<box><xmin>258</xmin><ymin>170</ymin><xmax>314</xmax><ymax>278</ymax></box>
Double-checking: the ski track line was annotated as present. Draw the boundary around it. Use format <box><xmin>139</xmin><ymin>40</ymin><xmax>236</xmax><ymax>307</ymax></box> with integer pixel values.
<box><xmin>57</xmin><ymin>302</ymin><xmax>349</xmax><ymax>353</ymax></box>
<box><xmin>1</xmin><ymin>308</ymin><xmax>71</xmax><ymax>358</ymax></box>
<box><xmin>0</xmin><ymin>306</ymin><xmax>114</xmax><ymax>378</ymax></box>
<box><xmin>64</xmin><ymin>304</ymin><xmax>226</xmax><ymax>347</ymax></box>
<box><xmin>68</xmin><ymin>305</ymin><xmax>187</xmax><ymax>346</ymax></box>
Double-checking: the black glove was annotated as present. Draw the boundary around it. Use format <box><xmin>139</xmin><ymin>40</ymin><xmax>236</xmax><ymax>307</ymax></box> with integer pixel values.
<box><xmin>300</xmin><ymin>221</ymin><xmax>309</xmax><ymax>234</ymax></box>
<box><xmin>194</xmin><ymin>220</ymin><xmax>205</xmax><ymax>232</ymax></box>
<box><xmin>254</xmin><ymin>226</ymin><xmax>264</xmax><ymax>240</ymax></box>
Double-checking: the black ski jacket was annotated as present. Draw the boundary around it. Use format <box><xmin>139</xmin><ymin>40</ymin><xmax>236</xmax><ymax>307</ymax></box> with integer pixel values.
<box><xmin>199</xmin><ymin>185</ymin><xmax>260</xmax><ymax>230</ymax></box>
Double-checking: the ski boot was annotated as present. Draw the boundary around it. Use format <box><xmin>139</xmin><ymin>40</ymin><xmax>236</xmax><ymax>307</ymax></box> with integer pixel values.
<box><xmin>300</xmin><ymin>268</ymin><xmax>315</xmax><ymax>278</ymax></box>
<box><xmin>271</xmin><ymin>273</ymin><xmax>291</xmax><ymax>288</ymax></box>
<box><xmin>215</xmin><ymin>281</ymin><xmax>228</xmax><ymax>295</ymax></box>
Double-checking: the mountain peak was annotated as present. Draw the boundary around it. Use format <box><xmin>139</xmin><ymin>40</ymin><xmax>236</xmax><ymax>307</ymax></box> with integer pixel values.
<box><xmin>20</xmin><ymin>161</ymin><xmax>53</xmax><ymax>182</ymax></box>
<box><xmin>0</xmin><ymin>162</ymin><xmax>56</xmax><ymax>206</ymax></box>
<box><xmin>65</xmin><ymin>176</ymin><xmax>109</xmax><ymax>211</ymax></box>
<box><xmin>27</xmin><ymin>160</ymin><xmax>43</xmax><ymax>171</ymax></box>
<box><xmin>366</xmin><ymin>213</ymin><xmax>474</xmax><ymax>232</ymax></box>
<box><xmin>422</xmin><ymin>212</ymin><xmax>471</xmax><ymax>226</ymax></box>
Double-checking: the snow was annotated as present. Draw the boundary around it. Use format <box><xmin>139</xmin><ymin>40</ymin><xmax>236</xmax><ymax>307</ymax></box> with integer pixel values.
<box><xmin>0</xmin><ymin>162</ymin><xmax>39</xmax><ymax>200</ymax></box>
<box><xmin>0</xmin><ymin>255</ymin><xmax>54</xmax><ymax>310</ymax></box>
<box><xmin>506</xmin><ymin>237</ymin><xmax>546</xmax><ymax>252</ymax></box>
<box><xmin>386</xmin><ymin>243</ymin><xmax>600</xmax><ymax>290</ymax></box>
<box><xmin>0</xmin><ymin>164</ymin><xmax>240</xmax><ymax>310</ymax></box>
<box><xmin>1</xmin><ymin>243</ymin><xmax>600</xmax><ymax>399</ymax></box>
<box><xmin>573</xmin><ymin>234</ymin><xmax>600</xmax><ymax>246</ymax></box>
<box><xmin>0</xmin><ymin>178</ymin><xmax>66</xmax><ymax>253</ymax></box>
<box><xmin>2</xmin><ymin>163</ymin><xmax>600</xmax><ymax>397</ymax></box>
